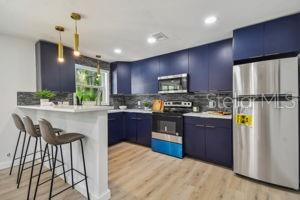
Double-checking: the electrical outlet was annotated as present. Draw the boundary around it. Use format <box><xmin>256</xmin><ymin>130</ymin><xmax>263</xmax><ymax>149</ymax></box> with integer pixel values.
<box><xmin>208</xmin><ymin>100</ymin><xmax>215</xmax><ymax>109</ymax></box>
<box><xmin>6</xmin><ymin>153</ymin><xmax>11</xmax><ymax>157</ymax></box>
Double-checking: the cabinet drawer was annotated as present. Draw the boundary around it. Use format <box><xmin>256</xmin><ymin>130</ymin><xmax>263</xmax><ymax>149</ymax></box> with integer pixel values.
<box><xmin>184</xmin><ymin>117</ymin><xmax>206</xmax><ymax>126</ymax></box>
<box><xmin>108</xmin><ymin>113</ymin><xmax>123</xmax><ymax>121</ymax></box>
<box><xmin>205</xmin><ymin>118</ymin><xmax>232</xmax><ymax>129</ymax></box>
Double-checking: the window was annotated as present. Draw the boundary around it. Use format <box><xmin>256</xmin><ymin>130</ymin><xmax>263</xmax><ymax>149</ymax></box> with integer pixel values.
<box><xmin>75</xmin><ymin>64</ymin><xmax>110</xmax><ymax>105</ymax></box>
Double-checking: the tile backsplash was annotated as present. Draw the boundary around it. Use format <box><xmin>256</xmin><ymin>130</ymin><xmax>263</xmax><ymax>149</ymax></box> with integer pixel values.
<box><xmin>111</xmin><ymin>92</ymin><xmax>232</xmax><ymax>112</ymax></box>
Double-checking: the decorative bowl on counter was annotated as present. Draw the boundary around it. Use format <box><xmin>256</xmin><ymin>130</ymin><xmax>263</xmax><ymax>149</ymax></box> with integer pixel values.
<box><xmin>119</xmin><ymin>105</ymin><xmax>127</xmax><ymax>110</ymax></box>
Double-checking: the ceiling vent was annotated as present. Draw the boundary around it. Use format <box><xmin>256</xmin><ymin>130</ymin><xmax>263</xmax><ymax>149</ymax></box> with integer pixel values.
<box><xmin>151</xmin><ymin>32</ymin><xmax>168</xmax><ymax>41</ymax></box>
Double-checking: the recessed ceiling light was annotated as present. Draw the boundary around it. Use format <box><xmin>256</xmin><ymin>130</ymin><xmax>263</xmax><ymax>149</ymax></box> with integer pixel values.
<box><xmin>147</xmin><ymin>36</ymin><xmax>157</xmax><ymax>44</ymax></box>
<box><xmin>204</xmin><ymin>16</ymin><xmax>217</xmax><ymax>25</ymax></box>
<box><xmin>114</xmin><ymin>48</ymin><xmax>122</xmax><ymax>54</ymax></box>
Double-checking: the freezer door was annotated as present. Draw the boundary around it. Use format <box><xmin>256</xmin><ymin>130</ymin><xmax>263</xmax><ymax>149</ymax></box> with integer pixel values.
<box><xmin>233</xmin><ymin>57</ymin><xmax>299</xmax><ymax>97</ymax></box>
<box><xmin>233</xmin><ymin>99</ymin><xmax>299</xmax><ymax>189</ymax></box>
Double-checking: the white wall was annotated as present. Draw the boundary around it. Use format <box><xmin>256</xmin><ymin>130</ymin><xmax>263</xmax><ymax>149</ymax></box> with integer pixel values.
<box><xmin>0</xmin><ymin>34</ymin><xmax>36</xmax><ymax>169</ymax></box>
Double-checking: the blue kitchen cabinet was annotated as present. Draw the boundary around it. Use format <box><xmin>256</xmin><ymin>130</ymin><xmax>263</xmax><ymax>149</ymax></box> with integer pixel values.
<box><xmin>208</xmin><ymin>39</ymin><xmax>233</xmax><ymax>91</ymax></box>
<box><xmin>264</xmin><ymin>13</ymin><xmax>300</xmax><ymax>55</ymax></box>
<box><xmin>124</xmin><ymin>113</ymin><xmax>137</xmax><ymax>143</ymax></box>
<box><xmin>184</xmin><ymin>116</ymin><xmax>232</xmax><ymax>168</ymax></box>
<box><xmin>131</xmin><ymin>57</ymin><xmax>159</xmax><ymax>94</ymax></box>
<box><xmin>159</xmin><ymin>50</ymin><xmax>189</xmax><ymax>76</ymax></box>
<box><xmin>36</xmin><ymin>40</ymin><xmax>75</xmax><ymax>92</ymax></box>
<box><xmin>233</xmin><ymin>13</ymin><xmax>300</xmax><ymax>61</ymax></box>
<box><xmin>233</xmin><ymin>24</ymin><xmax>264</xmax><ymax>61</ymax></box>
<box><xmin>188</xmin><ymin>45</ymin><xmax>209</xmax><ymax>92</ymax></box>
<box><xmin>111</xmin><ymin>62</ymin><xmax>131</xmax><ymax>94</ymax></box>
<box><xmin>205</xmin><ymin>126</ymin><xmax>232</xmax><ymax>168</ymax></box>
<box><xmin>136</xmin><ymin>113</ymin><xmax>152</xmax><ymax>147</ymax></box>
<box><xmin>108</xmin><ymin>113</ymin><xmax>124</xmax><ymax>146</ymax></box>
<box><xmin>184</xmin><ymin>123</ymin><xmax>206</xmax><ymax>160</ymax></box>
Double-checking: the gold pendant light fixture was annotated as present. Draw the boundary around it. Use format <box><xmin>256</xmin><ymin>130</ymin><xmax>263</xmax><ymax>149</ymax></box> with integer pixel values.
<box><xmin>96</xmin><ymin>55</ymin><xmax>101</xmax><ymax>75</ymax></box>
<box><xmin>55</xmin><ymin>26</ymin><xmax>65</xmax><ymax>63</ymax></box>
<box><xmin>71</xmin><ymin>13</ymin><xmax>81</xmax><ymax>57</ymax></box>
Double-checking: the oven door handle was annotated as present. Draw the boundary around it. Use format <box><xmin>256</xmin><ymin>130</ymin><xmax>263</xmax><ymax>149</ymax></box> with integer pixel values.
<box><xmin>195</xmin><ymin>124</ymin><xmax>205</xmax><ymax>127</ymax></box>
<box><xmin>154</xmin><ymin>115</ymin><xmax>182</xmax><ymax>118</ymax></box>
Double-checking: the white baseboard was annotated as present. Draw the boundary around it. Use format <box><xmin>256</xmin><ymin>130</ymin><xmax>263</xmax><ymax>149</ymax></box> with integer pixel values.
<box><xmin>0</xmin><ymin>160</ymin><xmax>11</xmax><ymax>170</ymax></box>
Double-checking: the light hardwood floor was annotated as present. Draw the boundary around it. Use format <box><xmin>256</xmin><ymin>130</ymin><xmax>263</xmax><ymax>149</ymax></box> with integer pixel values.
<box><xmin>1</xmin><ymin>142</ymin><xmax>300</xmax><ymax>200</ymax></box>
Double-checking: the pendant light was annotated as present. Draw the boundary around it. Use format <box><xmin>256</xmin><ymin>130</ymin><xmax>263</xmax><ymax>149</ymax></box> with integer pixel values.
<box><xmin>55</xmin><ymin>26</ymin><xmax>65</xmax><ymax>63</ymax></box>
<box><xmin>71</xmin><ymin>13</ymin><xmax>81</xmax><ymax>57</ymax></box>
<box><xmin>96</xmin><ymin>55</ymin><xmax>101</xmax><ymax>75</ymax></box>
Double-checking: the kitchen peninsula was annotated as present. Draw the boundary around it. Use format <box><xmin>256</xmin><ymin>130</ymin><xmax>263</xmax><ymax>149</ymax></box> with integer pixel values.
<box><xmin>17</xmin><ymin>105</ymin><xmax>113</xmax><ymax>200</ymax></box>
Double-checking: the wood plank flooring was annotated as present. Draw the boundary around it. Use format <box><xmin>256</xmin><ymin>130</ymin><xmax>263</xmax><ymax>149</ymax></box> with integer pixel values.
<box><xmin>1</xmin><ymin>142</ymin><xmax>300</xmax><ymax>200</ymax></box>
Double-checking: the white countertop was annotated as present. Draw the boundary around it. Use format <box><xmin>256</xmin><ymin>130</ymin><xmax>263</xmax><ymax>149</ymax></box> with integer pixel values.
<box><xmin>183</xmin><ymin>112</ymin><xmax>232</xmax><ymax>119</ymax></box>
<box><xmin>108</xmin><ymin>109</ymin><xmax>152</xmax><ymax>114</ymax></box>
<box><xmin>18</xmin><ymin>105</ymin><xmax>114</xmax><ymax>113</ymax></box>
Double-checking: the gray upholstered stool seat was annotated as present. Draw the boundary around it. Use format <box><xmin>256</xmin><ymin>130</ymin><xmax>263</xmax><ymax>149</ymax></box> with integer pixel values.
<box><xmin>55</xmin><ymin>133</ymin><xmax>85</xmax><ymax>145</ymax></box>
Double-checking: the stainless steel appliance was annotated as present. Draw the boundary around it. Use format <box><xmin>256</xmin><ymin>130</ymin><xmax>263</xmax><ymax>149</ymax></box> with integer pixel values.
<box><xmin>233</xmin><ymin>56</ymin><xmax>299</xmax><ymax>189</ymax></box>
<box><xmin>158</xmin><ymin>74</ymin><xmax>188</xmax><ymax>94</ymax></box>
<box><xmin>152</xmin><ymin>101</ymin><xmax>192</xmax><ymax>158</ymax></box>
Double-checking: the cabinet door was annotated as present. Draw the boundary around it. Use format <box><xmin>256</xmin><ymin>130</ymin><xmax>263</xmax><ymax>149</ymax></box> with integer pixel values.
<box><xmin>233</xmin><ymin>24</ymin><xmax>264</xmax><ymax>61</ymax></box>
<box><xmin>208</xmin><ymin>39</ymin><xmax>233</xmax><ymax>91</ymax></box>
<box><xmin>184</xmin><ymin>123</ymin><xmax>206</xmax><ymax>160</ymax></box>
<box><xmin>37</xmin><ymin>41</ymin><xmax>61</xmax><ymax>92</ymax></box>
<box><xmin>108</xmin><ymin>113</ymin><xmax>124</xmax><ymax>146</ymax></box>
<box><xmin>136</xmin><ymin>113</ymin><xmax>152</xmax><ymax>147</ymax></box>
<box><xmin>60</xmin><ymin>46</ymin><xmax>75</xmax><ymax>92</ymax></box>
<box><xmin>131</xmin><ymin>58</ymin><xmax>159</xmax><ymax>94</ymax></box>
<box><xmin>264</xmin><ymin>13</ymin><xmax>300</xmax><ymax>55</ymax></box>
<box><xmin>124</xmin><ymin>113</ymin><xmax>137</xmax><ymax>142</ymax></box>
<box><xmin>188</xmin><ymin>45</ymin><xmax>209</xmax><ymax>92</ymax></box>
<box><xmin>205</xmin><ymin>127</ymin><xmax>232</xmax><ymax>168</ymax></box>
<box><xmin>111</xmin><ymin>62</ymin><xmax>131</xmax><ymax>94</ymax></box>
<box><xmin>159</xmin><ymin>50</ymin><xmax>188</xmax><ymax>76</ymax></box>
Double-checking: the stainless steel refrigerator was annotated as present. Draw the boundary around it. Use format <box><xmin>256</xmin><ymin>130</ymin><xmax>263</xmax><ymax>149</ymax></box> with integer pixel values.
<box><xmin>233</xmin><ymin>56</ymin><xmax>299</xmax><ymax>189</ymax></box>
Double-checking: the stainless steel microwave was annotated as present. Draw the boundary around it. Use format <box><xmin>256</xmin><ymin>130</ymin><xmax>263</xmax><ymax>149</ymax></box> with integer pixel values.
<box><xmin>158</xmin><ymin>73</ymin><xmax>188</xmax><ymax>94</ymax></box>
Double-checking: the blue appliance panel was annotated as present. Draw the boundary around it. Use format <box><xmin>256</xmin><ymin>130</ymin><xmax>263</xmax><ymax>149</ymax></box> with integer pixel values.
<box><xmin>151</xmin><ymin>138</ymin><xmax>183</xmax><ymax>159</ymax></box>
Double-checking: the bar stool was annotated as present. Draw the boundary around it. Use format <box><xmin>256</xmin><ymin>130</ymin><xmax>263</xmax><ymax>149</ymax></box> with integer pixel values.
<box><xmin>34</xmin><ymin>119</ymin><xmax>90</xmax><ymax>200</ymax></box>
<box><xmin>19</xmin><ymin>116</ymin><xmax>67</xmax><ymax>200</ymax></box>
<box><xmin>10</xmin><ymin>113</ymin><xmax>39</xmax><ymax>183</ymax></box>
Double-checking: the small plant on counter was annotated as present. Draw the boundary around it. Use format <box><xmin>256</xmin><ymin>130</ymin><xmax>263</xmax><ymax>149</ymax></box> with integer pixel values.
<box><xmin>143</xmin><ymin>101</ymin><xmax>151</xmax><ymax>108</ymax></box>
<box><xmin>35</xmin><ymin>90</ymin><xmax>56</xmax><ymax>106</ymax></box>
<box><xmin>35</xmin><ymin>90</ymin><xmax>56</xmax><ymax>99</ymax></box>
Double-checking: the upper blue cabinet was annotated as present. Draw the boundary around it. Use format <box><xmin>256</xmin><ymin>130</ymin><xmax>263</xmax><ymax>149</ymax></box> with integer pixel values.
<box><xmin>208</xmin><ymin>39</ymin><xmax>233</xmax><ymax>91</ymax></box>
<box><xmin>188</xmin><ymin>45</ymin><xmax>209</xmax><ymax>92</ymax></box>
<box><xmin>233</xmin><ymin>13</ymin><xmax>300</xmax><ymax>61</ymax></box>
<box><xmin>36</xmin><ymin>40</ymin><xmax>75</xmax><ymax>93</ymax></box>
<box><xmin>233</xmin><ymin>24</ymin><xmax>264</xmax><ymax>60</ymax></box>
<box><xmin>131</xmin><ymin>57</ymin><xmax>159</xmax><ymax>94</ymax></box>
<box><xmin>264</xmin><ymin>13</ymin><xmax>300</xmax><ymax>55</ymax></box>
<box><xmin>158</xmin><ymin>50</ymin><xmax>189</xmax><ymax>76</ymax></box>
<box><xmin>111</xmin><ymin>62</ymin><xmax>131</xmax><ymax>95</ymax></box>
<box><xmin>188</xmin><ymin>39</ymin><xmax>233</xmax><ymax>92</ymax></box>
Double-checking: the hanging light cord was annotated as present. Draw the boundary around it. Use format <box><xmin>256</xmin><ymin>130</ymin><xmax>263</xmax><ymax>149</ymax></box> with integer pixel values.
<box><xmin>75</xmin><ymin>20</ymin><xmax>78</xmax><ymax>34</ymax></box>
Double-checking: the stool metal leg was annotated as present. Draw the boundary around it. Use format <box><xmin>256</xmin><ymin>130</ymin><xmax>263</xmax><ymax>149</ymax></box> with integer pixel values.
<box><xmin>9</xmin><ymin>131</ymin><xmax>21</xmax><ymax>175</ymax></box>
<box><xmin>27</xmin><ymin>138</ymin><xmax>38</xmax><ymax>200</ymax></box>
<box><xmin>47</xmin><ymin>145</ymin><xmax>52</xmax><ymax>170</ymax></box>
<box><xmin>59</xmin><ymin>145</ymin><xmax>67</xmax><ymax>183</ymax></box>
<box><xmin>57</xmin><ymin>132</ymin><xmax>66</xmax><ymax>183</ymax></box>
<box><xmin>17</xmin><ymin>136</ymin><xmax>31</xmax><ymax>187</ymax></box>
<box><xmin>70</xmin><ymin>142</ymin><xmax>74</xmax><ymax>189</ymax></box>
<box><xmin>16</xmin><ymin>132</ymin><xmax>26</xmax><ymax>183</ymax></box>
<box><xmin>33</xmin><ymin>144</ymin><xmax>48</xmax><ymax>200</ymax></box>
<box><xmin>39</xmin><ymin>137</ymin><xmax>43</xmax><ymax>160</ymax></box>
<box><xmin>80</xmin><ymin>139</ymin><xmax>90</xmax><ymax>200</ymax></box>
<box><xmin>49</xmin><ymin>145</ymin><xmax>58</xmax><ymax>199</ymax></box>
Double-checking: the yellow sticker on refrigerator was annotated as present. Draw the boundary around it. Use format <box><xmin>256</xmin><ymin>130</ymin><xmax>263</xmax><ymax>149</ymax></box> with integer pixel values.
<box><xmin>235</xmin><ymin>114</ymin><xmax>253</xmax><ymax>126</ymax></box>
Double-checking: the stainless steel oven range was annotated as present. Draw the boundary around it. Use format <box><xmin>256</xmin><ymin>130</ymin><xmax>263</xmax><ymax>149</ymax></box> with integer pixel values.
<box><xmin>152</xmin><ymin>101</ymin><xmax>192</xmax><ymax>158</ymax></box>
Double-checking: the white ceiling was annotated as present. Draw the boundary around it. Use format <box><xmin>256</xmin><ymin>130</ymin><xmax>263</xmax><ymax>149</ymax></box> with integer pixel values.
<box><xmin>0</xmin><ymin>0</ymin><xmax>299</xmax><ymax>62</ymax></box>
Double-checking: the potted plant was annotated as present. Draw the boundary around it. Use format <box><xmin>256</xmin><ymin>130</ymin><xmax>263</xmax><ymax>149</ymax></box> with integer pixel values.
<box><xmin>35</xmin><ymin>90</ymin><xmax>56</xmax><ymax>106</ymax></box>
<box><xmin>82</xmin><ymin>89</ymin><xmax>97</xmax><ymax>106</ymax></box>
<box><xmin>143</xmin><ymin>101</ymin><xmax>151</xmax><ymax>110</ymax></box>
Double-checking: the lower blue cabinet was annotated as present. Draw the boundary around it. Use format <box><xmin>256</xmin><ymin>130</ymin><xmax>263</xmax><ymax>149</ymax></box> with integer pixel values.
<box><xmin>108</xmin><ymin>113</ymin><xmax>124</xmax><ymax>146</ymax></box>
<box><xmin>184</xmin><ymin>117</ymin><xmax>233</xmax><ymax>168</ymax></box>
<box><xmin>124</xmin><ymin>112</ymin><xmax>152</xmax><ymax>147</ymax></box>
<box><xmin>184</xmin><ymin>124</ymin><xmax>206</xmax><ymax>160</ymax></box>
